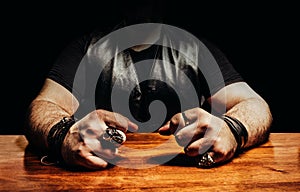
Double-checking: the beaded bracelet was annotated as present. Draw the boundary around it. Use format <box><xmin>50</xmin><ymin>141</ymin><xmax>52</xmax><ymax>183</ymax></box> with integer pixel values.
<box><xmin>222</xmin><ymin>115</ymin><xmax>248</xmax><ymax>154</ymax></box>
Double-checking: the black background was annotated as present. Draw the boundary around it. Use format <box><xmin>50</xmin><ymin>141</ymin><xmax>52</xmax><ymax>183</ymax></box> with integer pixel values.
<box><xmin>2</xmin><ymin>1</ymin><xmax>298</xmax><ymax>134</ymax></box>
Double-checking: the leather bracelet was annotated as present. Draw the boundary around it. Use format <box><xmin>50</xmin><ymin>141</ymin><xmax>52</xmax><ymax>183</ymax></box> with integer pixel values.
<box><xmin>222</xmin><ymin>115</ymin><xmax>248</xmax><ymax>154</ymax></box>
<box><xmin>46</xmin><ymin>116</ymin><xmax>76</xmax><ymax>165</ymax></box>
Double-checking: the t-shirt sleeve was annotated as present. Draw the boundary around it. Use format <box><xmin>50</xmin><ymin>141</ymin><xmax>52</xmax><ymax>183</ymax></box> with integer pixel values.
<box><xmin>47</xmin><ymin>34</ymin><xmax>91</xmax><ymax>98</ymax></box>
<box><xmin>200</xmin><ymin>38</ymin><xmax>244</xmax><ymax>96</ymax></box>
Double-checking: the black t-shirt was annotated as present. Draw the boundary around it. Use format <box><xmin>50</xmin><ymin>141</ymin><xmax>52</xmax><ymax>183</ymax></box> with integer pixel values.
<box><xmin>48</xmin><ymin>25</ymin><xmax>243</xmax><ymax>132</ymax></box>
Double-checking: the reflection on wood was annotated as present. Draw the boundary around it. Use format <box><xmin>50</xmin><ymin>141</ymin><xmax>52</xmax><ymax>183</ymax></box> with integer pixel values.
<box><xmin>0</xmin><ymin>133</ymin><xmax>299</xmax><ymax>191</ymax></box>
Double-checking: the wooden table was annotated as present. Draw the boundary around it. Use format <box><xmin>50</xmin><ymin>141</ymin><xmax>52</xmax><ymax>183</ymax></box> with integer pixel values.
<box><xmin>0</xmin><ymin>133</ymin><xmax>299</xmax><ymax>191</ymax></box>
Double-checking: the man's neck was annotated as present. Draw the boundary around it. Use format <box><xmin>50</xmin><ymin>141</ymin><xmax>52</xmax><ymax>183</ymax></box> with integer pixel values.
<box><xmin>130</xmin><ymin>44</ymin><xmax>153</xmax><ymax>52</ymax></box>
<box><xmin>130</xmin><ymin>25</ymin><xmax>162</xmax><ymax>52</ymax></box>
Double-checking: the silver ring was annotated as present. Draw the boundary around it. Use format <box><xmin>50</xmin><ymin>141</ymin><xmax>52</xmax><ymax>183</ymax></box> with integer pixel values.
<box><xmin>182</xmin><ymin>112</ymin><xmax>190</xmax><ymax>126</ymax></box>
<box><xmin>102</xmin><ymin>126</ymin><xmax>126</xmax><ymax>145</ymax></box>
<box><xmin>198</xmin><ymin>152</ymin><xmax>215</xmax><ymax>168</ymax></box>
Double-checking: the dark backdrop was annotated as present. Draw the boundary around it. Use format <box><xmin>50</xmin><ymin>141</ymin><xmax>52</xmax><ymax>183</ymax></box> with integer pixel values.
<box><xmin>2</xmin><ymin>1</ymin><xmax>298</xmax><ymax>134</ymax></box>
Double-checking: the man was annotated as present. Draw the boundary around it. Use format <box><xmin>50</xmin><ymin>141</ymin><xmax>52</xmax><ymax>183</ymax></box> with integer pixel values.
<box><xmin>24</xmin><ymin>2</ymin><xmax>272</xmax><ymax>170</ymax></box>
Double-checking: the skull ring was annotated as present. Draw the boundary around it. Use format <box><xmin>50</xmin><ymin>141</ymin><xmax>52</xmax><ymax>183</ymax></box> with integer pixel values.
<box><xmin>102</xmin><ymin>125</ymin><xmax>126</xmax><ymax>145</ymax></box>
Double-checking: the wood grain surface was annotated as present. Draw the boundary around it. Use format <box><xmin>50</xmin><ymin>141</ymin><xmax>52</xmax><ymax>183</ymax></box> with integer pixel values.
<box><xmin>0</xmin><ymin>133</ymin><xmax>299</xmax><ymax>191</ymax></box>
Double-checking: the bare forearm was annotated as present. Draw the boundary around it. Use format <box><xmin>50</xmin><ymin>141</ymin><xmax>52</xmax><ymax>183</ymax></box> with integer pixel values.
<box><xmin>226</xmin><ymin>98</ymin><xmax>273</xmax><ymax>149</ymax></box>
<box><xmin>24</xmin><ymin>99</ymin><xmax>72</xmax><ymax>152</ymax></box>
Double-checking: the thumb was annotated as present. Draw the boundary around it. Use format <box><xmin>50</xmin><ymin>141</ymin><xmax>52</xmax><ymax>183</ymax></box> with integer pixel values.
<box><xmin>84</xmin><ymin>153</ymin><xmax>109</xmax><ymax>169</ymax></box>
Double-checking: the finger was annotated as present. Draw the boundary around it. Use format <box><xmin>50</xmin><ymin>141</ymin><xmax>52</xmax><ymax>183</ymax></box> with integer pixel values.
<box><xmin>184</xmin><ymin>137</ymin><xmax>215</xmax><ymax>157</ymax></box>
<box><xmin>158</xmin><ymin>121</ymin><xmax>171</xmax><ymax>135</ymax></box>
<box><xmin>184</xmin><ymin>139</ymin><xmax>228</xmax><ymax>165</ymax></box>
<box><xmin>205</xmin><ymin>151</ymin><xmax>223</xmax><ymax>164</ymax></box>
<box><xmin>174</xmin><ymin>116</ymin><xmax>209</xmax><ymax>147</ymax></box>
<box><xmin>167</xmin><ymin>109</ymin><xmax>200</xmax><ymax>135</ymax></box>
<box><xmin>170</xmin><ymin>113</ymin><xmax>186</xmax><ymax>134</ymax></box>
<box><xmin>128</xmin><ymin>120</ymin><xmax>139</xmax><ymax>132</ymax></box>
<box><xmin>107</xmin><ymin>113</ymin><xmax>128</xmax><ymax>132</ymax></box>
<box><xmin>85</xmin><ymin>154</ymin><xmax>109</xmax><ymax>169</ymax></box>
<box><xmin>174</xmin><ymin>123</ymin><xmax>200</xmax><ymax>147</ymax></box>
<box><xmin>206</xmin><ymin>136</ymin><xmax>237</xmax><ymax>164</ymax></box>
<box><xmin>163</xmin><ymin>113</ymin><xmax>185</xmax><ymax>135</ymax></box>
<box><xmin>97</xmin><ymin>110</ymin><xmax>129</xmax><ymax>132</ymax></box>
<box><xmin>196</xmin><ymin>151</ymin><xmax>216</xmax><ymax>168</ymax></box>
<box><xmin>85</xmin><ymin>137</ymin><xmax>118</xmax><ymax>159</ymax></box>
<box><xmin>102</xmin><ymin>128</ymin><xmax>127</xmax><ymax>146</ymax></box>
<box><xmin>94</xmin><ymin>147</ymin><xmax>118</xmax><ymax>160</ymax></box>
<box><xmin>72</xmin><ymin>146</ymin><xmax>109</xmax><ymax>170</ymax></box>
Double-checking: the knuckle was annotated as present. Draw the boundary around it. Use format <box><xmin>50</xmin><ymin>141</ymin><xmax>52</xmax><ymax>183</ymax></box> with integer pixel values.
<box><xmin>175</xmin><ymin>134</ymin><xmax>188</xmax><ymax>146</ymax></box>
<box><xmin>170</xmin><ymin>117</ymin><xmax>179</xmax><ymax>126</ymax></box>
<box><xmin>174</xmin><ymin>134</ymin><xmax>182</xmax><ymax>144</ymax></box>
<box><xmin>213</xmin><ymin>142</ymin><xmax>234</xmax><ymax>160</ymax></box>
<box><xmin>96</xmin><ymin>109</ymin><xmax>105</xmax><ymax>114</ymax></box>
<box><xmin>184</xmin><ymin>146</ymin><xmax>197</xmax><ymax>156</ymax></box>
<box><xmin>193</xmin><ymin>107</ymin><xmax>203</xmax><ymax>117</ymax></box>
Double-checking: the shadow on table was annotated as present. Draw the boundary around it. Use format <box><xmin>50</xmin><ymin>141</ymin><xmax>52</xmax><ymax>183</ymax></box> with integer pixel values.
<box><xmin>148</xmin><ymin>153</ymin><xmax>198</xmax><ymax>167</ymax></box>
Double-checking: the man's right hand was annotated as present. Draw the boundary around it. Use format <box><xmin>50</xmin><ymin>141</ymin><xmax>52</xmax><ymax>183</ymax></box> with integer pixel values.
<box><xmin>61</xmin><ymin>109</ymin><xmax>138</xmax><ymax>170</ymax></box>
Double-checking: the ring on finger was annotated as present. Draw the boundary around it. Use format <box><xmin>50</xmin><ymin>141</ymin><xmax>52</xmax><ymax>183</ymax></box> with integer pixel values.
<box><xmin>197</xmin><ymin>152</ymin><xmax>215</xmax><ymax>168</ymax></box>
<box><xmin>102</xmin><ymin>125</ymin><xmax>126</xmax><ymax>145</ymax></box>
<box><xmin>181</xmin><ymin>112</ymin><xmax>190</xmax><ymax>126</ymax></box>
